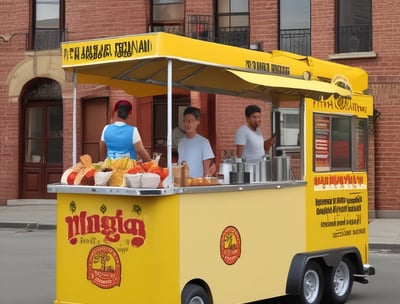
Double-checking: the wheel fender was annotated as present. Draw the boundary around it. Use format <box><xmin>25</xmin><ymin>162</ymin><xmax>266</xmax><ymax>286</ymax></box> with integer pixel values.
<box><xmin>285</xmin><ymin>247</ymin><xmax>363</xmax><ymax>295</ymax></box>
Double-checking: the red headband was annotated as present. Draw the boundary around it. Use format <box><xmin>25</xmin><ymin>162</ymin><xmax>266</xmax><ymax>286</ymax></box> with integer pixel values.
<box><xmin>112</xmin><ymin>100</ymin><xmax>132</xmax><ymax>116</ymax></box>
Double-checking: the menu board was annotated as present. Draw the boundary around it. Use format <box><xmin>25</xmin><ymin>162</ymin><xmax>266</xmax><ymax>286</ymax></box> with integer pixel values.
<box><xmin>314</xmin><ymin>115</ymin><xmax>330</xmax><ymax>171</ymax></box>
<box><xmin>355</xmin><ymin>119</ymin><xmax>367</xmax><ymax>170</ymax></box>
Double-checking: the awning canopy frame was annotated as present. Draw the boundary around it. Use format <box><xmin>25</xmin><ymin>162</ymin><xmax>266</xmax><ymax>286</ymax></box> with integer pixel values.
<box><xmin>63</xmin><ymin>32</ymin><xmax>372</xmax><ymax>176</ymax></box>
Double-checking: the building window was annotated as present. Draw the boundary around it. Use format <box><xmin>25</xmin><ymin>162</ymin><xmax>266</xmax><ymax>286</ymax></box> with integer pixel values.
<box><xmin>187</xmin><ymin>14</ymin><xmax>213</xmax><ymax>41</ymax></box>
<box><xmin>337</xmin><ymin>0</ymin><xmax>372</xmax><ymax>53</ymax></box>
<box><xmin>275</xmin><ymin>108</ymin><xmax>300</xmax><ymax>147</ymax></box>
<box><xmin>279</xmin><ymin>0</ymin><xmax>310</xmax><ymax>56</ymax></box>
<box><xmin>31</xmin><ymin>0</ymin><xmax>65</xmax><ymax>50</ymax></box>
<box><xmin>151</xmin><ymin>0</ymin><xmax>184</xmax><ymax>35</ymax></box>
<box><xmin>216</xmin><ymin>0</ymin><xmax>249</xmax><ymax>48</ymax></box>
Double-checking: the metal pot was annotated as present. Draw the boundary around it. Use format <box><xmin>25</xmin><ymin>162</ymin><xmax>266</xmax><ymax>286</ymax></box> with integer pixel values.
<box><xmin>229</xmin><ymin>171</ymin><xmax>250</xmax><ymax>184</ymax></box>
<box><xmin>273</xmin><ymin>156</ymin><xmax>291</xmax><ymax>181</ymax></box>
<box><xmin>219</xmin><ymin>163</ymin><xmax>232</xmax><ymax>184</ymax></box>
<box><xmin>245</xmin><ymin>162</ymin><xmax>258</xmax><ymax>183</ymax></box>
<box><xmin>259</xmin><ymin>158</ymin><xmax>272</xmax><ymax>182</ymax></box>
<box><xmin>231</xmin><ymin>162</ymin><xmax>245</xmax><ymax>172</ymax></box>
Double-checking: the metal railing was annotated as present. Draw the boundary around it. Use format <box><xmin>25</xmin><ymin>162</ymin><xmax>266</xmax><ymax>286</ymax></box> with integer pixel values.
<box><xmin>216</xmin><ymin>26</ymin><xmax>250</xmax><ymax>49</ymax></box>
<box><xmin>186</xmin><ymin>14</ymin><xmax>213</xmax><ymax>41</ymax></box>
<box><xmin>279</xmin><ymin>28</ymin><xmax>311</xmax><ymax>56</ymax></box>
<box><xmin>337</xmin><ymin>24</ymin><xmax>371</xmax><ymax>53</ymax></box>
<box><xmin>27</xmin><ymin>28</ymin><xmax>66</xmax><ymax>51</ymax></box>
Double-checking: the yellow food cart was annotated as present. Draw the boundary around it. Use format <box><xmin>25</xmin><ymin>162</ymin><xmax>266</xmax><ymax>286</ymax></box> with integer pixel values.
<box><xmin>48</xmin><ymin>32</ymin><xmax>374</xmax><ymax>304</ymax></box>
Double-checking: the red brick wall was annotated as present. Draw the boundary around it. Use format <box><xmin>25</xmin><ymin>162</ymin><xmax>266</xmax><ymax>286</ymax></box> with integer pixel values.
<box><xmin>65</xmin><ymin>0</ymin><xmax>149</xmax><ymax>41</ymax></box>
<box><xmin>186</xmin><ymin>0</ymin><xmax>213</xmax><ymax>14</ymax></box>
<box><xmin>362</xmin><ymin>0</ymin><xmax>400</xmax><ymax>194</ymax></box>
<box><xmin>215</xmin><ymin>95</ymin><xmax>273</xmax><ymax>163</ymax></box>
<box><xmin>1</xmin><ymin>0</ymin><xmax>399</xmax><ymax>214</ymax></box>
<box><xmin>250</xmin><ymin>0</ymin><xmax>278</xmax><ymax>52</ymax></box>
<box><xmin>0</xmin><ymin>1</ymin><xmax>30</xmax><ymax>203</ymax></box>
<box><xmin>334</xmin><ymin>2</ymin><xmax>400</xmax><ymax>214</ymax></box>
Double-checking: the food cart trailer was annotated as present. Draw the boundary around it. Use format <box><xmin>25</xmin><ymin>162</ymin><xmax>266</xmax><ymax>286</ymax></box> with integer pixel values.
<box><xmin>49</xmin><ymin>32</ymin><xmax>375</xmax><ymax>304</ymax></box>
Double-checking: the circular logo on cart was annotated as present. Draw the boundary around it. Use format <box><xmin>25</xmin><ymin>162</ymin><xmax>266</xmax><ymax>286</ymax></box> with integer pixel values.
<box><xmin>87</xmin><ymin>245</ymin><xmax>121</xmax><ymax>289</ymax></box>
<box><xmin>220</xmin><ymin>226</ymin><xmax>241</xmax><ymax>265</ymax></box>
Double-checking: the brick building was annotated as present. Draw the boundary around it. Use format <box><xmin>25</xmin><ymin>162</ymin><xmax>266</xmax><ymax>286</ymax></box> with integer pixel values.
<box><xmin>0</xmin><ymin>0</ymin><xmax>398</xmax><ymax>218</ymax></box>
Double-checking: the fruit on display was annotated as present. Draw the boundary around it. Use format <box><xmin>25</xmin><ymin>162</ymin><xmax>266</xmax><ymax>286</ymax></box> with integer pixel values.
<box><xmin>60</xmin><ymin>154</ymin><xmax>169</xmax><ymax>188</ymax></box>
<box><xmin>60</xmin><ymin>154</ymin><xmax>96</xmax><ymax>186</ymax></box>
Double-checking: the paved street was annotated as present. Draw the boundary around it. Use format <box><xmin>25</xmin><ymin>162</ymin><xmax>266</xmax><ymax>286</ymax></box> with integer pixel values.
<box><xmin>0</xmin><ymin>229</ymin><xmax>55</xmax><ymax>304</ymax></box>
<box><xmin>1</xmin><ymin>227</ymin><xmax>399</xmax><ymax>304</ymax></box>
<box><xmin>0</xmin><ymin>202</ymin><xmax>398</xmax><ymax>304</ymax></box>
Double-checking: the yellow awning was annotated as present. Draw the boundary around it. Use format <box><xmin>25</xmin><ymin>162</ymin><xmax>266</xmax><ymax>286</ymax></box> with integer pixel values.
<box><xmin>62</xmin><ymin>32</ymin><xmax>364</xmax><ymax>100</ymax></box>
<box><xmin>61</xmin><ymin>32</ymin><xmax>372</xmax><ymax>164</ymax></box>
<box><xmin>226</xmin><ymin>69</ymin><xmax>352</xmax><ymax>100</ymax></box>
<box><xmin>67</xmin><ymin>60</ymin><xmax>351</xmax><ymax>100</ymax></box>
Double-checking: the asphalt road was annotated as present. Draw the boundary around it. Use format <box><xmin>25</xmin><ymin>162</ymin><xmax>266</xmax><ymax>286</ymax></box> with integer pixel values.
<box><xmin>0</xmin><ymin>229</ymin><xmax>55</xmax><ymax>304</ymax></box>
<box><xmin>0</xmin><ymin>228</ymin><xmax>398</xmax><ymax>304</ymax></box>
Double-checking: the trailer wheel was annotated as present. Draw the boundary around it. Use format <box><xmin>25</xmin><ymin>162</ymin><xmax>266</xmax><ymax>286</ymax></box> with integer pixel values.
<box><xmin>296</xmin><ymin>260</ymin><xmax>324</xmax><ymax>304</ymax></box>
<box><xmin>181</xmin><ymin>283</ymin><xmax>210</xmax><ymax>304</ymax></box>
<box><xmin>323</xmin><ymin>257</ymin><xmax>354</xmax><ymax>304</ymax></box>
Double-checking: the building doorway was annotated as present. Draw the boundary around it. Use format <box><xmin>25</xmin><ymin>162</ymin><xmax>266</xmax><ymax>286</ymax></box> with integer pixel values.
<box><xmin>20</xmin><ymin>78</ymin><xmax>63</xmax><ymax>199</ymax></box>
<box><xmin>82</xmin><ymin>97</ymin><xmax>109</xmax><ymax>162</ymax></box>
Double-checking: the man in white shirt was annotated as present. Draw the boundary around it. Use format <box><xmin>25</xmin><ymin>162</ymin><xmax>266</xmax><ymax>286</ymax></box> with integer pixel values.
<box><xmin>235</xmin><ymin>105</ymin><xmax>275</xmax><ymax>162</ymax></box>
<box><xmin>178</xmin><ymin>107</ymin><xmax>215</xmax><ymax>177</ymax></box>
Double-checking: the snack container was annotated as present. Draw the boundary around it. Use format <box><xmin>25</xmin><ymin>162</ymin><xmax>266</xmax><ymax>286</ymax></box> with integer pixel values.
<box><xmin>141</xmin><ymin>173</ymin><xmax>160</xmax><ymax>188</ymax></box>
<box><xmin>94</xmin><ymin>171</ymin><xmax>113</xmax><ymax>186</ymax></box>
<box><xmin>124</xmin><ymin>173</ymin><xmax>143</xmax><ymax>188</ymax></box>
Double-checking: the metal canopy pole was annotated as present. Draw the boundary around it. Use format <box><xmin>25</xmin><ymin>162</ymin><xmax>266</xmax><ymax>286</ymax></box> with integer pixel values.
<box><xmin>72</xmin><ymin>68</ymin><xmax>77</xmax><ymax>165</ymax></box>
<box><xmin>167</xmin><ymin>59</ymin><xmax>173</xmax><ymax>187</ymax></box>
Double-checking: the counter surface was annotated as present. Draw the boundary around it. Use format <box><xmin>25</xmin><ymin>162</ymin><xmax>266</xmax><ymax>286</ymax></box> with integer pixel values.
<box><xmin>47</xmin><ymin>181</ymin><xmax>306</xmax><ymax>196</ymax></box>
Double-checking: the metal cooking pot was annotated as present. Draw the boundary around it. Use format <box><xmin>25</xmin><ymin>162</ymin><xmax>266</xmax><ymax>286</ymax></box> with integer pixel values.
<box><xmin>231</xmin><ymin>162</ymin><xmax>245</xmax><ymax>172</ymax></box>
<box><xmin>259</xmin><ymin>157</ymin><xmax>272</xmax><ymax>182</ymax></box>
<box><xmin>229</xmin><ymin>171</ymin><xmax>250</xmax><ymax>184</ymax></box>
<box><xmin>245</xmin><ymin>162</ymin><xmax>258</xmax><ymax>183</ymax></box>
<box><xmin>219</xmin><ymin>163</ymin><xmax>232</xmax><ymax>184</ymax></box>
<box><xmin>273</xmin><ymin>156</ymin><xmax>291</xmax><ymax>181</ymax></box>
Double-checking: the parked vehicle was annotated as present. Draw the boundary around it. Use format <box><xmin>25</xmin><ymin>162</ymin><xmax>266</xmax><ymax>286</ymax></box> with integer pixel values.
<box><xmin>49</xmin><ymin>32</ymin><xmax>374</xmax><ymax>304</ymax></box>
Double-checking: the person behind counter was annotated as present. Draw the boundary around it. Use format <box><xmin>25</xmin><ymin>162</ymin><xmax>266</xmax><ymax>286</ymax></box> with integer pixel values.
<box><xmin>178</xmin><ymin>106</ymin><xmax>216</xmax><ymax>177</ymax></box>
<box><xmin>100</xmin><ymin>99</ymin><xmax>152</xmax><ymax>162</ymax></box>
<box><xmin>235</xmin><ymin>104</ymin><xmax>276</xmax><ymax>162</ymax></box>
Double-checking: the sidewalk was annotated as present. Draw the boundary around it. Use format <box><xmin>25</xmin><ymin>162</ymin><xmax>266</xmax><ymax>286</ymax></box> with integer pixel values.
<box><xmin>0</xmin><ymin>199</ymin><xmax>56</xmax><ymax>230</ymax></box>
<box><xmin>368</xmin><ymin>218</ymin><xmax>400</xmax><ymax>252</ymax></box>
<box><xmin>1</xmin><ymin>199</ymin><xmax>400</xmax><ymax>252</ymax></box>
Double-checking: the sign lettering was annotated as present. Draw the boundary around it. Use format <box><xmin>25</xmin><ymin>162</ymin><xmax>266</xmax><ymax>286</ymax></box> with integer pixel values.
<box><xmin>65</xmin><ymin>209</ymin><xmax>146</xmax><ymax>248</ymax></box>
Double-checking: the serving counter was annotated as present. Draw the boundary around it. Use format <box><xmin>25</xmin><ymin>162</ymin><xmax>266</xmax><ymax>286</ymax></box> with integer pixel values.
<box><xmin>48</xmin><ymin>180</ymin><xmax>305</xmax><ymax>196</ymax></box>
<box><xmin>48</xmin><ymin>181</ymin><xmax>307</xmax><ymax>304</ymax></box>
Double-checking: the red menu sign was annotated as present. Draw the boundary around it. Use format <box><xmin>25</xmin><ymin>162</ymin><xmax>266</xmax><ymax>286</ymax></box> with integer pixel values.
<box><xmin>314</xmin><ymin>115</ymin><xmax>330</xmax><ymax>171</ymax></box>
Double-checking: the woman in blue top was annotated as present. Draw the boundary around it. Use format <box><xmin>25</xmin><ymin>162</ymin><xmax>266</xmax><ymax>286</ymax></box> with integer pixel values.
<box><xmin>100</xmin><ymin>100</ymin><xmax>151</xmax><ymax>162</ymax></box>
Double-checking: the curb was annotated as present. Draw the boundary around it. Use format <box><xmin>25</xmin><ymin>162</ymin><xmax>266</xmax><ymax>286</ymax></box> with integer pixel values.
<box><xmin>0</xmin><ymin>222</ymin><xmax>56</xmax><ymax>230</ymax></box>
<box><xmin>369</xmin><ymin>243</ymin><xmax>400</xmax><ymax>253</ymax></box>
<box><xmin>6</xmin><ymin>199</ymin><xmax>56</xmax><ymax>206</ymax></box>
<box><xmin>0</xmin><ymin>220</ymin><xmax>397</xmax><ymax>252</ymax></box>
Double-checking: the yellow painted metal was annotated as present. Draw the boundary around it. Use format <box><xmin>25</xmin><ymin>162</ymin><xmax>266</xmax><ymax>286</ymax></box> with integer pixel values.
<box><xmin>227</xmin><ymin>69</ymin><xmax>352</xmax><ymax>98</ymax></box>
<box><xmin>55</xmin><ymin>31</ymin><xmax>374</xmax><ymax>304</ymax></box>
<box><xmin>55</xmin><ymin>193</ymin><xmax>180</xmax><ymax>304</ymax></box>
<box><xmin>61</xmin><ymin>32</ymin><xmax>370</xmax><ymax>100</ymax></box>
<box><xmin>303</xmin><ymin>95</ymin><xmax>370</xmax><ymax>263</ymax></box>
<box><xmin>311</xmin><ymin>93</ymin><xmax>373</xmax><ymax>118</ymax></box>
<box><xmin>178</xmin><ymin>187</ymin><xmax>306</xmax><ymax>304</ymax></box>
<box><xmin>54</xmin><ymin>187</ymin><xmax>306</xmax><ymax>304</ymax></box>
